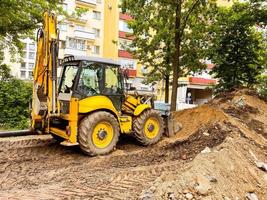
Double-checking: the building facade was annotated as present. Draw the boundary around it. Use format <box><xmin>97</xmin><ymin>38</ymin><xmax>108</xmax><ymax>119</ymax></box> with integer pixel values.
<box><xmin>4</xmin><ymin>0</ymin><xmax>120</xmax><ymax>80</ymax></box>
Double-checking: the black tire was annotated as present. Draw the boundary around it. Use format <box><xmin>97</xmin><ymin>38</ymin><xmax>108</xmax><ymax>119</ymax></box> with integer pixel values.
<box><xmin>78</xmin><ymin>111</ymin><xmax>120</xmax><ymax>156</ymax></box>
<box><xmin>133</xmin><ymin>109</ymin><xmax>164</xmax><ymax>146</ymax></box>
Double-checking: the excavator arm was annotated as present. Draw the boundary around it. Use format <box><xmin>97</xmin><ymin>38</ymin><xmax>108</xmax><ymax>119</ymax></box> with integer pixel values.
<box><xmin>31</xmin><ymin>12</ymin><xmax>59</xmax><ymax>131</ymax></box>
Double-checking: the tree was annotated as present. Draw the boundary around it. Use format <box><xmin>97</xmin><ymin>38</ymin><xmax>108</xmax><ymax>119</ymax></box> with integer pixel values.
<box><xmin>208</xmin><ymin>1</ymin><xmax>267</xmax><ymax>92</ymax></box>
<box><xmin>0</xmin><ymin>1</ymin><xmax>59</xmax><ymax>52</ymax></box>
<box><xmin>0</xmin><ymin>0</ymin><xmax>85</xmax><ymax>55</ymax></box>
<box><xmin>0</xmin><ymin>64</ymin><xmax>12</xmax><ymax>81</ymax></box>
<box><xmin>122</xmin><ymin>0</ymin><xmax>215</xmax><ymax>110</ymax></box>
<box><xmin>0</xmin><ymin>65</ymin><xmax>32</xmax><ymax>129</ymax></box>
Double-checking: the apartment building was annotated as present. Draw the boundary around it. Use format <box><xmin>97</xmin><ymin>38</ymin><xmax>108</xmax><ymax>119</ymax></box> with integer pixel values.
<box><xmin>118</xmin><ymin>13</ymin><xmax>137</xmax><ymax>76</ymax></box>
<box><xmin>4</xmin><ymin>0</ymin><xmax>120</xmax><ymax>80</ymax></box>
<box><xmin>58</xmin><ymin>0</ymin><xmax>119</xmax><ymax>60</ymax></box>
<box><xmin>117</xmin><ymin>11</ymin><xmax>153</xmax><ymax>92</ymax></box>
<box><xmin>3</xmin><ymin>38</ymin><xmax>36</xmax><ymax>79</ymax></box>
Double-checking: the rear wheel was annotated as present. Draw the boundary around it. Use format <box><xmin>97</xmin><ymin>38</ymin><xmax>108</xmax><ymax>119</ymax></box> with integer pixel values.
<box><xmin>78</xmin><ymin>111</ymin><xmax>120</xmax><ymax>156</ymax></box>
<box><xmin>133</xmin><ymin>109</ymin><xmax>164</xmax><ymax>145</ymax></box>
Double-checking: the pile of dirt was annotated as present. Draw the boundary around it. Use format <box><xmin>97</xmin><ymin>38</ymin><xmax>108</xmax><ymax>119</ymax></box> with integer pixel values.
<box><xmin>171</xmin><ymin>105</ymin><xmax>227</xmax><ymax>141</ymax></box>
<box><xmin>140</xmin><ymin>89</ymin><xmax>267</xmax><ymax>200</ymax></box>
<box><xmin>140</xmin><ymin>130</ymin><xmax>267</xmax><ymax>200</ymax></box>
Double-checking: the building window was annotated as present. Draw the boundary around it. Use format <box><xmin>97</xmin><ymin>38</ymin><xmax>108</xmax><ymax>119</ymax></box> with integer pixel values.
<box><xmin>20</xmin><ymin>71</ymin><xmax>26</xmax><ymax>79</ymax></box>
<box><xmin>75</xmin><ymin>25</ymin><xmax>85</xmax><ymax>31</ymax></box>
<box><xmin>58</xmin><ymin>24</ymin><xmax>67</xmax><ymax>32</ymax></box>
<box><xmin>21</xmin><ymin>62</ymin><xmax>26</xmax><ymax>69</ymax></box>
<box><xmin>66</xmin><ymin>38</ymin><xmax>86</xmax><ymax>50</ymax></box>
<box><xmin>28</xmin><ymin>63</ymin><xmax>34</xmax><ymax>69</ymax></box>
<box><xmin>119</xmin><ymin>59</ymin><xmax>136</xmax><ymax>69</ymax></box>
<box><xmin>92</xmin><ymin>11</ymin><xmax>101</xmax><ymax>20</ymax></box>
<box><xmin>92</xmin><ymin>45</ymin><xmax>100</xmax><ymax>54</ymax></box>
<box><xmin>28</xmin><ymin>71</ymin><xmax>33</xmax><ymax>79</ymax></box>
<box><xmin>93</xmin><ymin>28</ymin><xmax>100</xmax><ymax>38</ymax></box>
<box><xmin>29</xmin><ymin>43</ymin><xmax>35</xmax><ymax>51</ymax></box>
<box><xmin>29</xmin><ymin>52</ymin><xmax>35</xmax><ymax>59</ymax></box>
<box><xmin>119</xmin><ymin>20</ymin><xmax>133</xmax><ymax>33</ymax></box>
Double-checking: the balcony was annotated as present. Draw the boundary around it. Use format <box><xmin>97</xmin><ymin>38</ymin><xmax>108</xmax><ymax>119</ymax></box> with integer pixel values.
<box><xmin>119</xmin><ymin>31</ymin><xmax>135</xmax><ymax>40</ymax></box>
<box><xmin>118</xmin><ymin>50</ymin><xmax>133</xmax><ymax>59</ymax></box>
<box><xmin>74</xmin><ymin>30</ymin><xmax>95</xmax><ymax>40</ymax></box>
<box><xmin>119</xmin><ymin>13</ymin><xmax>133</xmax><ymax>21</ymax></box>
<box><xmin>76</xmin><ymin>0</ymin><xmax>97</xmax><ymax>7</ymax></box>
<box><xmin>64</xmin><ymin>48</ymin><xmax>87</xmax><ymax>56</ymax></box>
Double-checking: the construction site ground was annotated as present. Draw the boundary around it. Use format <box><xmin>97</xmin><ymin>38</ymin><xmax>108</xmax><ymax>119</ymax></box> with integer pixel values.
<box><xmin>0</xmin><ymin>89</ymin><xmax>266</xmax><ymax>200</ymax></box>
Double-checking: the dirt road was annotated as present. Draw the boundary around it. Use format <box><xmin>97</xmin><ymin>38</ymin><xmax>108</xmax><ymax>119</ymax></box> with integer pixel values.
<box><xmin>0</xmin><ymin>122</ymin><xmax>228</xmax><ymax>199</ymax></box>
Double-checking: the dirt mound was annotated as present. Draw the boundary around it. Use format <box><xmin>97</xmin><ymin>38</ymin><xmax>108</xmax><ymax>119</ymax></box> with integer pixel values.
<box><xmin>172</xmin><ymin>89</ymin><xmax>267</xmax><ymax>144</ymax></box>
<box><xmin>214</xmin><ymin>89</ymin><xmax>267</xmax><ymax>142</ymax></box>
<box><xmin>140</xmin><ymin>129</ymin><xmax>267</xmax><ymax>200</ymax></box>
<box><xmin>171</xmin><ymin>105</ymin><xmax>227</xmax><ymax>141</ymax></box>
<box><xmin>140</xmin><ymin>89</ymin><xmax>267</xmax><ymax>200</ymax></box>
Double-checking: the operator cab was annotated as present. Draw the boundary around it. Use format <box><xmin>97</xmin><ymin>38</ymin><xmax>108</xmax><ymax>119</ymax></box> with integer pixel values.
<box><xmin>58</xmin><ymin>55</ymin><xmax>125</xmax><ymax>110</ymax></box>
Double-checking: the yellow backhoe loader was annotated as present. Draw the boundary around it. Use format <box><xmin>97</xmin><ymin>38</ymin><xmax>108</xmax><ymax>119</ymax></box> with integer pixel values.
<box><xmin>31</xmin><ymin>12</ymin><xmax>164</xmax><ymax>156</ymax></box>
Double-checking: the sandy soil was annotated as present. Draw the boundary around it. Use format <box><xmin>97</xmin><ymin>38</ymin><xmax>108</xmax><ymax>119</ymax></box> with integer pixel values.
<box><xmin>0</xmin><ymin>89</ymin><xmax>266</xmax><ymax>199</ymax></box>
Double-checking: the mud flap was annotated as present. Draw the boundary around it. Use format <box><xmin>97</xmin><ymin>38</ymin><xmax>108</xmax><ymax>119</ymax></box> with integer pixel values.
<box><xmin>164</xmin><ymin>113</ymin><xmax>182</xmax><ymax>137</ymax></box>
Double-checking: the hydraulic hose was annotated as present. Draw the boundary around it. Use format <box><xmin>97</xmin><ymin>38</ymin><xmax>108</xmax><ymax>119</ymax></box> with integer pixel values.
<box><xmin>0</xmin><ymin>130</ymin><xmax>35</xmax><ymax>138</ymax></box>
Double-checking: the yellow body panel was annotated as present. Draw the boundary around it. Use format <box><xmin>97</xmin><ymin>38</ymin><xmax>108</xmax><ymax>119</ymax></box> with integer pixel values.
<box><xmin>49</xmin><ymin>98</ymin><xmax>78</xmax><ymax>144</ymax></box>
<box><xmin>68</xmin><ymin>98</ymin><xmax>79</xmax><ymax>143</ymax></box>
<box><xmin>79</xmin><ymin>96</ymin><xmax>119</xmax><ymax>117</ymax></box>
<box><xmin>78</xmin><ymin>95</ymin><xmax>133</xmax><ymax>133</ymax></box>
<box><xmin>119</xmin><ymin>116</ymin><xmax>132</xmax><ymax>133</ymax></box>
<box><xmin>134</xmin><ymin>104</ymin><xmax>151</xmax><ymax>116</ymax></box>
<box><xmin>126</xmin><ymin>95</ymin><xmax>139</xmax><ymax>106</ymax></box>
<box><xmin>50</xmin><ymin>127</ymin><xmax>69</xmax><ymax>139</ymax></box>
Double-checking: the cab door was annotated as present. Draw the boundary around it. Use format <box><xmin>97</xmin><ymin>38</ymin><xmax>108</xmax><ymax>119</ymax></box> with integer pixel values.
<box><xmin>102</xmin><ymin>65</ymin><xmax>125</xmax><ymax>111</ymax></box>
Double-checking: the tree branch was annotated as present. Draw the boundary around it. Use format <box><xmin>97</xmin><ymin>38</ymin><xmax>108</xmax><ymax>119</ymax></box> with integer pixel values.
<box><xmin>180</xmin><ymin>0</ymin><xmax>202</xmax><ymax>38</ymax></box>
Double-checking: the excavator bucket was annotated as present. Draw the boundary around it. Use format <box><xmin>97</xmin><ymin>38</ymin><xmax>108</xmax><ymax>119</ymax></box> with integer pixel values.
<box><xmin>165</xmin><ymin>113</ymin><xmax>182</xmax><ymax>137</ymax></box>
<box><xmin>154</xmin><ymin>102</ymin><xmax>182</xmax><ymax>137</ymax></box>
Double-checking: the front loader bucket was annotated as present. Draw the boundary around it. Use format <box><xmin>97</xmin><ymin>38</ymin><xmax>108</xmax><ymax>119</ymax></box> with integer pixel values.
<box><xmin>164</xmin><ymin>113</ymin><xmax>182</xmax><ymax>137</ymax></box>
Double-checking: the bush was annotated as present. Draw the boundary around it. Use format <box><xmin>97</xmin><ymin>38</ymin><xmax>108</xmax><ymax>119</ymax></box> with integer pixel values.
<box><xmin>257</xmin><ymin>75</ymin><xmax>267</xmax><ymax>99</ymax></box>
<box><xmin>0</xmin><ymin>78</ymin><xmax>32</xmax><ymax>129</ymax></box>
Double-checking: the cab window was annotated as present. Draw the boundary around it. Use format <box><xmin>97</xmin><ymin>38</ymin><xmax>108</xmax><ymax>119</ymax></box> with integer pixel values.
<box><xmin>103</xmin><ymin>66</ymin><xmax>123</xmax><ymax>95</ymax></box>
<box><xmin>60</xmin><ymin>65</ymin><xmax>78</xmax><ymax>93</ymax></box>
<box><xmin>77</xmin><ymin>64</ymin><xmax>102</xmax><ymax>96</ymax></box>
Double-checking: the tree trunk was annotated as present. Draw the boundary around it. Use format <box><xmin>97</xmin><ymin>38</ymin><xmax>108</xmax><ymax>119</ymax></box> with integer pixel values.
<box><xmin>170</xmin><ymin>2</ymin><xmax>182</xmax><ymax>111</ymax></box>
<box><xmin>165</xmin><ymin>75</ymin><xmax>169</xmax><ymax>103</ymax></box>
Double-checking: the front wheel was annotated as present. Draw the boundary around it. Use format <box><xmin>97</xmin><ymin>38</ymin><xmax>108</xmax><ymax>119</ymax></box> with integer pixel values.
<box><xmin>133</xmin><ymin>109</ymin><xmax>164</xmax><ymax>145</ymax></box>
<box><xmin>78</xmin><ymin>111</ymin><xmax>120</xmax><ymax>156</ymax></box>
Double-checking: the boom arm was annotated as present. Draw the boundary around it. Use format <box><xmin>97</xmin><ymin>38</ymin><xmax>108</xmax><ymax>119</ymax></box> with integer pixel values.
<box><xmin>31</xmin><ymin>12</ymin><xmax>59</xmax><ymax>129</ymax></box>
